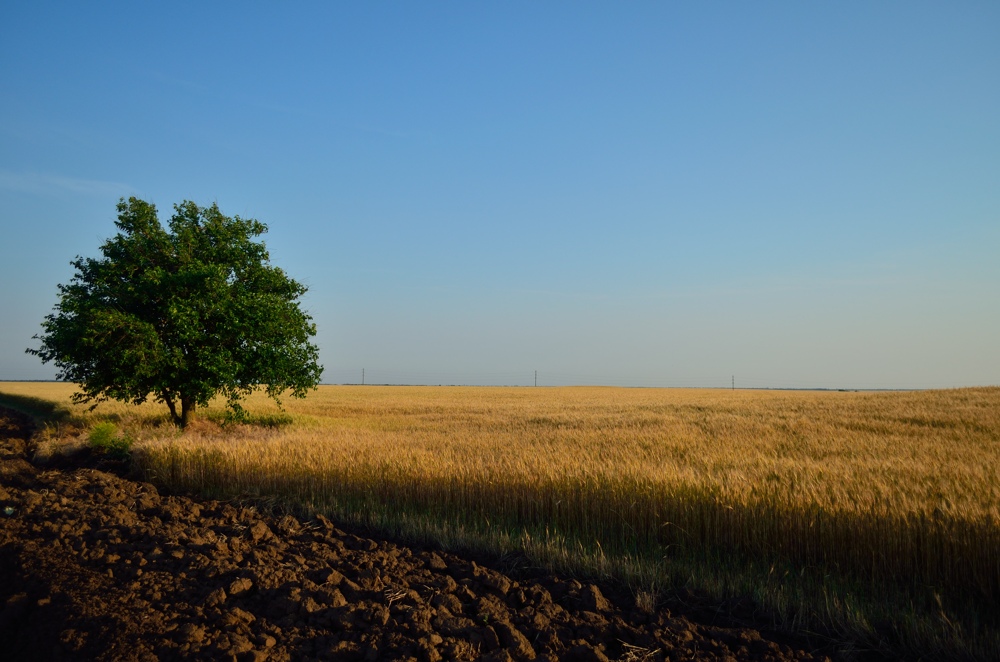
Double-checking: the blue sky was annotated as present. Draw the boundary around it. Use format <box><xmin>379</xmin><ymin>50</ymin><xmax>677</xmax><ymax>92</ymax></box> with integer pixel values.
<box><xmin>2</xmin><ymin>2</ymin><xmax>998</xmax><ymax>388</ymax></box>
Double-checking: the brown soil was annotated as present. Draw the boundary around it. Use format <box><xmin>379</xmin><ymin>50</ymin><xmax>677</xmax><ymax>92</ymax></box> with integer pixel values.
<box><xmin>0</xmin><ymin>407</ymin><xmax>833</xmax><ymax>661</ymax></box>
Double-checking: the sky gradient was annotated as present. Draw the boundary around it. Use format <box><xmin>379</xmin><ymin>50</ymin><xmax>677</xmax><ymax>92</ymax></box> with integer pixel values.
<box><xmin>2</xmin><ymin>3</ymin><xmax>998</xmax><ymax>389</ymax></box>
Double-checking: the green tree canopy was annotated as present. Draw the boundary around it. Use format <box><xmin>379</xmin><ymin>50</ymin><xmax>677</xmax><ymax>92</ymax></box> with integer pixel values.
<box><xmin>28</xmin><ymin>197</ymin><xmax>323</xmax><ymax>426</ymax></box>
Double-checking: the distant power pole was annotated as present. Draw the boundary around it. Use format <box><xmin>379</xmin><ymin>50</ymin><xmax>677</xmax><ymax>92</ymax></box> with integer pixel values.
<box><xmin>362</xmin><ymin>368</ymin><xmax>365</xmax><ymax>385</ymax></box>
<box><xmin>732</xmin><ymin>375</ymin><xmax>734</xmax><ymax>390</ymax></box>
<box><xmin>534</xmin><ymin>370</ymin><xmax>537</xmax><ymax>387</ymax></box>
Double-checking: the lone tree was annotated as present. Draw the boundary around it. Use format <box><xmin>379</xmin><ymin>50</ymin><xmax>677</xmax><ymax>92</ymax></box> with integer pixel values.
<box><xmin>28</xmin><ymin>197</ymin><xmax>323</xmax><ymax>427</ymax></box>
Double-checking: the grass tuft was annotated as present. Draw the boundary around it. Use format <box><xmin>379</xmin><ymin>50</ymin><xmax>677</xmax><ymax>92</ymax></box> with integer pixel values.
<box><xmin>88</xmin><ymin>421</ymin><xmax>132</xmax><ymax>459</ymax></box>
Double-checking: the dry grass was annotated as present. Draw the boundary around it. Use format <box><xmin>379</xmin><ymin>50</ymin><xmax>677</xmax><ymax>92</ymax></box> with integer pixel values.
<box><xmin>3</xmin><ymin>382</ymin><xmax>999</xmax><ymax>657</ymax></box>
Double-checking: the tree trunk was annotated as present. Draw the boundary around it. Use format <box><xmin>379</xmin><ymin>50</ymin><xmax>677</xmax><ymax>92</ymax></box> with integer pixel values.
<box><xmin>180</xmin><ymin>396</ymin><xmax>196</xmax><ymax>428</ymax></box>
<box><xmin>165</xmin><ymin>395</ymin><xmax>179</xmax><ymax>426</ymax></box>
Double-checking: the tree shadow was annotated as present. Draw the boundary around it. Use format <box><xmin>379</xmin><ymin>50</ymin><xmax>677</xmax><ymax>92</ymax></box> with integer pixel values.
<box><xmin>0</xmin><ymin>392</ymin><xmax>77</xmax><ymax>425</ymax></box>
<box><xmin>203</xmin><ymin>409</ymin><xmax>295</xmax><ymax>428</ymax></box>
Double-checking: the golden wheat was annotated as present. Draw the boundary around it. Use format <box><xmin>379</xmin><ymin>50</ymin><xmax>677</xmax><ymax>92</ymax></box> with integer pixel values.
<box><xmin>5</xmin><ymin>382</ymin><xmax>997</xmax><ymax>592</ymax></box>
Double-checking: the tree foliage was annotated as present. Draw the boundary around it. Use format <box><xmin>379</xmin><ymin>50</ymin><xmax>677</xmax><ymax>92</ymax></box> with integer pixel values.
<box><xmin>28</xmin><ymin>197</ymin><xmax>323</xmax><ymax>426</ymax></box>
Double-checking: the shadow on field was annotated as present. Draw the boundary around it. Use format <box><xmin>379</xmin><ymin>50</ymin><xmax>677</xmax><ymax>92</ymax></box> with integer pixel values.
<box><xmin>0</xmin><ymin>392</ymin><xmax>75</xmax><ymax>424</ymax></box>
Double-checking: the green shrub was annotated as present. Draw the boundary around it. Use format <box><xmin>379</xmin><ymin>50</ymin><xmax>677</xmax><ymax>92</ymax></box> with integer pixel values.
<box><xmin>88</xmin><ymin>422</ymin><xmax>132</xmax><ymax>459</ymax></box>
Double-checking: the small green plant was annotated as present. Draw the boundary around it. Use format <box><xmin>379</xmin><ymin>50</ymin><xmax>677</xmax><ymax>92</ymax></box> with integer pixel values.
<box><xmin>88</xmin><ymin>422</ymin><xmax>132</xmax><ymax>460</ymax></box>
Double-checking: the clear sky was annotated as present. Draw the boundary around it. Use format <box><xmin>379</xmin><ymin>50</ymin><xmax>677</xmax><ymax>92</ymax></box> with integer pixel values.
<box><xmin>2</xmin><ymin>2</ymin><xmax>998</xmax><ymax>389</ymax></box>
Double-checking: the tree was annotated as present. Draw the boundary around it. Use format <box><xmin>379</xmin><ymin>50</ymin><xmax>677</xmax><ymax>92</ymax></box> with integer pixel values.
<box><xmin>28</xmin><ymin>197</ymin><xmax>323</xmax><ymax>427</ymax></box>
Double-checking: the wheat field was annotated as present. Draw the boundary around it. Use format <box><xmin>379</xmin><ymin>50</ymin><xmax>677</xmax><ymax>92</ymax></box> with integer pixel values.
<box><xmin>2</xmin><ymin>382</ymin><xmax>999</xmax><ymax>656</ymax></box>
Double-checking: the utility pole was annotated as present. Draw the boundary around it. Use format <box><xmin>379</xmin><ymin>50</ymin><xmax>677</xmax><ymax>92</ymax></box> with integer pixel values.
<box><xmin>732</xmin><ymin>375</ymin><xmax>734</xmax><ymax>390</ymax></box>
<box><xmin>362</xmin><ymin>368</ymin><xmax>365</xmax><ymax>386</ymax></box>
<box><xmin>534</xmin><ymin>370</ymin><xmax>537</xmax><ymax>387</ymax></box>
